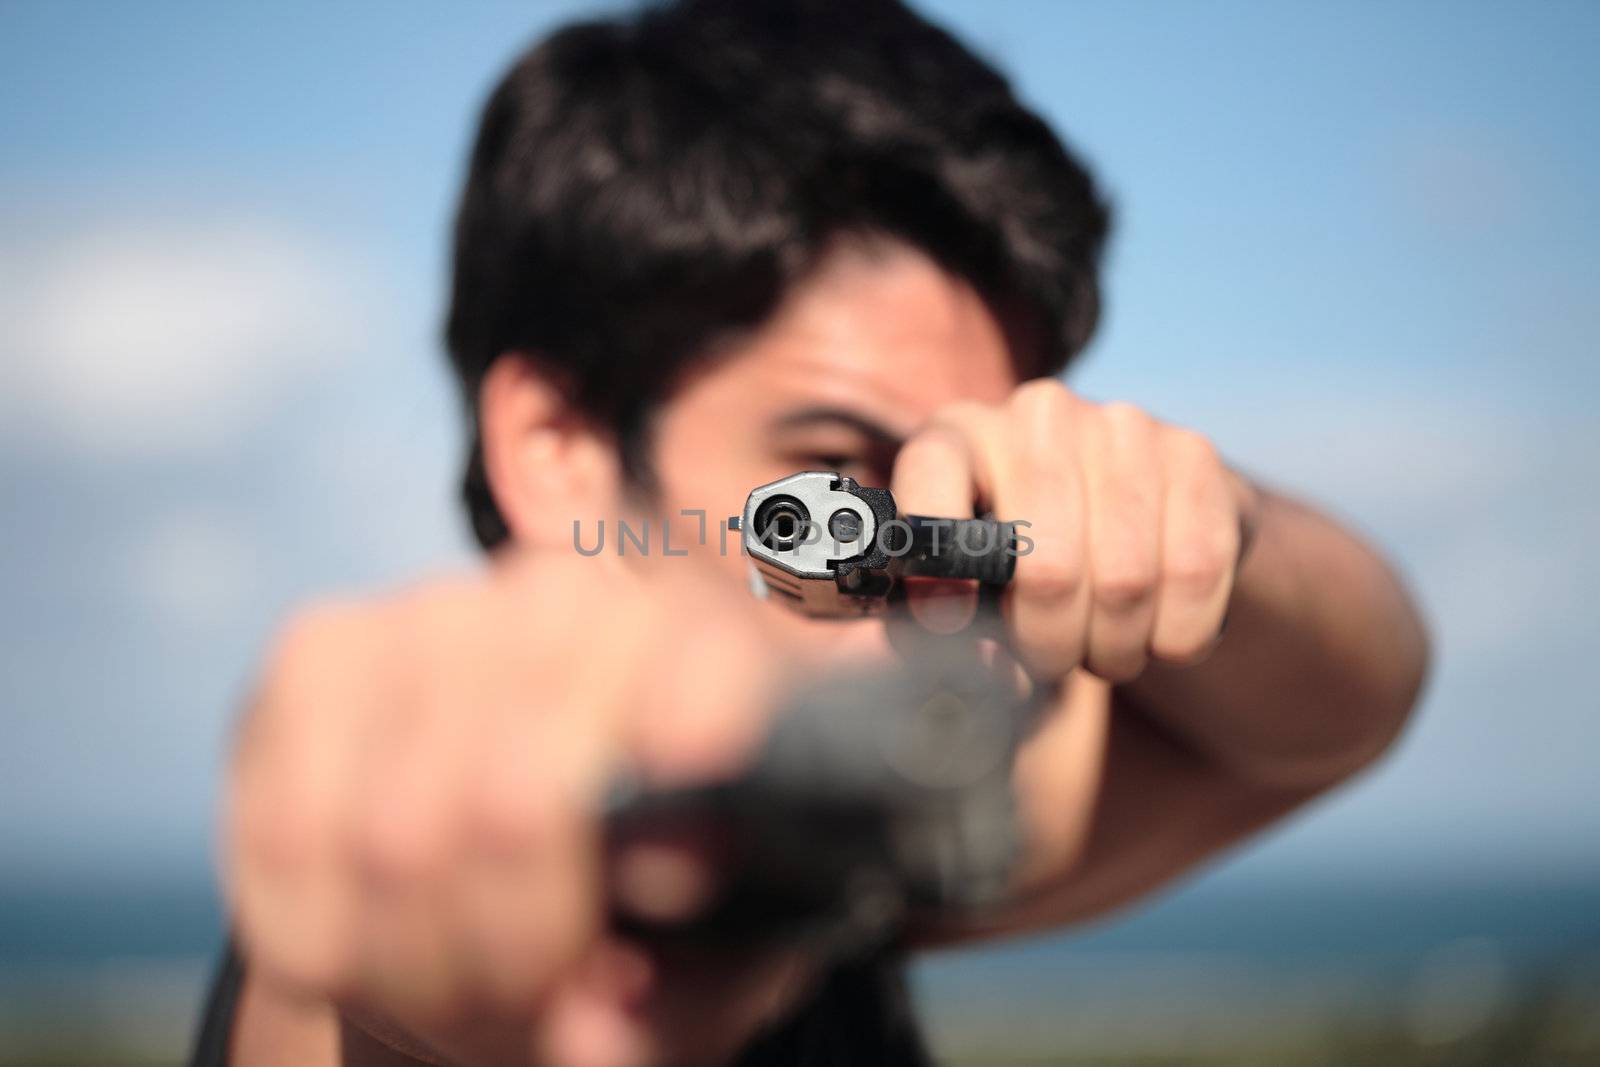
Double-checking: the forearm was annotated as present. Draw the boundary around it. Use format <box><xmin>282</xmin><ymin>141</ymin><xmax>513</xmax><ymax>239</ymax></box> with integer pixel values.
<box><xmin>1120</xmin><ymin>484</ymin><xmax>1430</xmax><ymax>789</ymax></box>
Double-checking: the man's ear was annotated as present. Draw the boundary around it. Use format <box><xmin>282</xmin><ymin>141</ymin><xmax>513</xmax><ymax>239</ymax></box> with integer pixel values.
<box><xmin>478</xmin><ymin>353</ymin><xmax>624</xmax><ymax>552</ymax></box>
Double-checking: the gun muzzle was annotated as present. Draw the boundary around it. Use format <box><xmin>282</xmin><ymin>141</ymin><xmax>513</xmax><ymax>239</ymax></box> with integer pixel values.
<box><xmin>736</xmin><ymin>471</ymin><xmax>1019</xmax><ymax>617</ymax></box>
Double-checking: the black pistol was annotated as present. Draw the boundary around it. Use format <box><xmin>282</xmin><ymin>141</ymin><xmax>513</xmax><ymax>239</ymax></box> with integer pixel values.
<box><xmin>606</xmin><ymin>472</ymin><xmax>1032</xmax><ymax>953</ymax></box>
<box><xmin>736</xmin><ymin>470</ymin><xmax>1020</xmax><ymax>616</ymax></box>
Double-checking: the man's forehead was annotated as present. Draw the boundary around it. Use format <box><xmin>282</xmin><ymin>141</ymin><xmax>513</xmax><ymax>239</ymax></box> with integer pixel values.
<box><xmin>724</xmin><ymin>242</ymin><xmax>1020</xmax><ymax>430</ymax></box>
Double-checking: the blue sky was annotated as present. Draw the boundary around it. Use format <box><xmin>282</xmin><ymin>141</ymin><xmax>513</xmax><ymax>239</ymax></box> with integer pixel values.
<box><xmin>1</xmin><ymin>0</ymin><xmax>1596</xmax><ymax>895</ymax></box>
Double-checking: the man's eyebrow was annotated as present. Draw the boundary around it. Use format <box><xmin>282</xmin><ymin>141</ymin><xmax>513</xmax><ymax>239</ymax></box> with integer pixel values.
<box><xmin>766</xmin><ymin>406</ymin><xmax>906</xmax><ymax>449</ymax></box>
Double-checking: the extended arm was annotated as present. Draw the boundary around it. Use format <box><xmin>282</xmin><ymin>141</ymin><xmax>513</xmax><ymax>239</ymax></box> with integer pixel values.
<box><xmin>889</xmin><ymin>384</ymin><xmax>1430</xmax><ymax>946</ymax></box>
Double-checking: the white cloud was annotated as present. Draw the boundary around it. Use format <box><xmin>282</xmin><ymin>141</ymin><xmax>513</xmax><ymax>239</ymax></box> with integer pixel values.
<box><xmin>0</xmin><ymin>216</ymin><xmax>369</xmax><ymax>456</ymax></box>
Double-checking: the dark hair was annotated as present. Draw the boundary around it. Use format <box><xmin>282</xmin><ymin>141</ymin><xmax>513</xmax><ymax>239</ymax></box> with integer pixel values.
<box><xmin>446</xmin><ymin>0</ymin><xmax>1111</xmax><ymax>549</ymax></box>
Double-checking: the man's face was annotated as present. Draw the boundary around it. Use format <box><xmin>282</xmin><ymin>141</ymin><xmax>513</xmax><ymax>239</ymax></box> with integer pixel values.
<box><xmin>649</xmin><ymin>238</ymin><xmax>1022</xmax><ymax>663</ymax></box>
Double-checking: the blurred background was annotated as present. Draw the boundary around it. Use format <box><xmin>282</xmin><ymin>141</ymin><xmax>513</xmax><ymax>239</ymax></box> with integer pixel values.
<box><xmin>2</xmin><ymin>1</ymin><xmax>1596</xmax><ymax>1064</ymax></box>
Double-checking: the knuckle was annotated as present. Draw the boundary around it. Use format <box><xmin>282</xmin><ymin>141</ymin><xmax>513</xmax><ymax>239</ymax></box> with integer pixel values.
<box><xmin>466</xmin><ymin>775</ymin><xmax>551</xmax><ymax>854</ymax></box>
<box><xmin>1013</xmin><ymin>379</ymin><xmax>1072</xmax><ymax>430</ymax></box>
<box><xmin>229</xmin><ymin>710</ymin><xmax>346</xmax><ymax>876</ymax></box>
<box><xmin>1167</xmin><ymin>427</ymin><xmax>1221</xmax><ymax>470</ymax></box>
<box><xmin>241</xmin><ymin>798</ymin><xmax>321</xmax><ymax>875</ymax></box>
<box><xmin>262</xmin><ymin>931</ymin><xmax>353</xmax><ymax>997</ymax></box>
<box><xmin>1014</xmin><ymin>378</ymin><xmax>1071</xmax><ymax>411</ymax></box>
<box><xmin>1101</xmin><ymin>402</ymin><xmax>1159</xmax><ymax>453</ymax></box>
<box><xmin>227</xmin><ymin>867</ymin><xmax>353</xmax><ymax>995</ymax></box>
<box><xmin>1016</xmin><ymin>630</ymin><xmax>1083</xmax><ymax>682</ymax></box>
<box><xmin>1092</xmin><ymin>562</ymin><xmax>1159</xmax><ymax>612</ymax></box>
<box><xmin>1100</xmin><ymin>399</ymin><xmax>1149</xmax><ymax>430</ymax></box>
<box><xmin>1022</xmin><ymin>555</ymin><xmax>1084</xmax><ymax>603</ymax></box>
<box><xmin>1166</xmin><ymin>525</ymin><xmax>1238</xmax><ymax>594</ymax></box>
<box><xmin>1165</xmin><ymin>548</ymin><xmax>1228</xmax><ymax>597</ymax></box>
<box><xmin>354</xmin><ymin>811</ymin><xmax>446</xmax><ymax>886</ymax></box>
<box><xmin>1212</xmin><ymin>520</ymin><xmax>1244</xmax><ymax>571</ymax></box>
<box><xmin>230</xmin><ymin>750</ymin><xmax>331</xmax><ymax>873</ymax></box>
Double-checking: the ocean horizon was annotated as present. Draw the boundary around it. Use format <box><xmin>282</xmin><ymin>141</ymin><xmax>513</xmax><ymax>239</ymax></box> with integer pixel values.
<box><xmin>3</xmin><ymin>869</ymin><xmax>1596</xmax><ymax>1063</ymax></box>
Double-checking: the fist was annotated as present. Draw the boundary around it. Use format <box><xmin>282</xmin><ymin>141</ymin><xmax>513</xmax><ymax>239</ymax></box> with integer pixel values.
<box><xmin>892</xmin><ymin>379</ymin><xmax>1257</xmax><ymax>684</ymax></box>
<box><xmin>224</xmin><ymin>549</ymin><xmax>781</xmax><ymax>1058</ymax></box>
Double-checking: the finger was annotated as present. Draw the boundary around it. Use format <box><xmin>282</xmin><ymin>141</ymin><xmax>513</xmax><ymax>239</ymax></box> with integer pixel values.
<box><xmin>451</xmin><ymin>584</ymin><xmax>641</xmax><ymax>1014</ymax></box>
<box><xmin>535</xmin><ymin>959</ymin><xmax>653</xmax><ymax>1067</ymax></box>
<box><xmin>606</xmin><ymin>600</ymin><xmax>772</xmax><ymax>933</ymax></box>
<box><xmin>891</xmin><ymin>423</ymin><xmax>979</xmax><ymax>634</ymax></box>
<box><xmin>1149</xmin><ymin>432</ymin><xmax>1241</xmax><ymax>664</ymax></box>
<box><xmin>1080</xmin><ymin>403</ymin><xmax>1162</xmax><ymax>682</ymax></box>
<box><xmin>973</xmin><ymin>384</ymin><xmax>1091</xmax><ymax>682</ymax></box>
<box><xmin>348</xmin><ymin>678</ymin><xmax>474</xmax><ymax>1021</ymax></box>
<box><xmin>455</xmin><ymin>696</ymin><xmax>602</xmax><ymax>1015</ymax></box>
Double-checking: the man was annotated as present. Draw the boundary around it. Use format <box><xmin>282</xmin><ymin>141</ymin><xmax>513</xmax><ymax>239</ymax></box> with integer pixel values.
<box><xmin>193</xmin><ymin>0</ymin><xmax>1430</xmax><ymax>1064</ymax></box>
